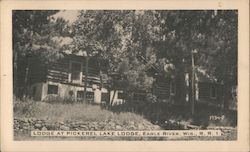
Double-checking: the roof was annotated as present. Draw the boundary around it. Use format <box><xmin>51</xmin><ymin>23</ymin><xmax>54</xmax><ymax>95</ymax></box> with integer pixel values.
<box><xmin>195</xmin><ymin>67</ymin><xmax>219</xmax><ymax>83</ymax></box>
<box><xmin>136</xmin><ymin>55</ymin><xmax>161</xmax><ymax>74</ymax></box>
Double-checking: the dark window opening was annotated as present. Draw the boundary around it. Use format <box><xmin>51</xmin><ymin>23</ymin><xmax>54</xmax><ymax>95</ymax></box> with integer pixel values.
<box><xmin>170</xmin><ymin>82</ymin><xmax>176</xmax><ymax>95</ymax></box>
<box><xmin>69</xmin><ymin>90</ymin><xmax>74</xmax><ymax>96</ymax></box>
<box><xmin>210</xmin><ymin>85</ymin><xmax>217</xmax><ymax>98</ymax></box>
<box><xmin>134</xmin><ymin>93</ymin><xmax>146</xmax><ymax>101</ymax></box>
<box><xmin>48</xmin><ymin>85</ymin><xmax>58</xmax><ymax>95</ymax></box>
<box><xmin>101</xmin><ymin>93</ymin><xmax>109</xmax><ymax>102</ymax></box>
<box><xmin>77</xmin><ymin>91</ymin><xmax>84</xmax><ymax>99</ymax></box>
<box><xmin>32</xmin><ymin>86</ymin><xmax>36</xmax><ymax>96</ymax></box>
<box><xmin>77</xmin><ymin>91</ymin><xmax>94</xmax><ymax>102</ymax></box>
<box><xmin>117</xmin><ymin>92</ymin><xmax>124</xmax><ymax>99</ymax></box>
<box><xmin>86</xmin><ymin>92</ymin><xmax>94</xmax><ymax>102</ymax></box>
<box><xmin>71</xmin><ymin>62</ymin><xmax>81</xmax><ymax>81</ymax></box>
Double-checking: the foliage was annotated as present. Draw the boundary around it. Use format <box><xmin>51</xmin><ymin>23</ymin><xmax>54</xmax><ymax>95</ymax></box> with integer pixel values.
<box><xmin>53</xmin><ymin>11</ymin><xmax>238</xmax><ymax>107</ymax></box>
<box><xmin>71</xmin><ymin>11</ymin><xmax>156</xmax><ymax>103</ymax></box>
<box><xmin>13</xmin><ymin>10</ymin><xmax>71</xmax><ymax>98</ymax></box>
<box><xmin>42</xmin><ymin>95</ymin><xmax>75</xmax><ymax>104</ymax></box>
<box><xmin>12</xmin><ymin>10</ymin><xmax>69</xmax><ymax>61</ymax></box>
<box><xmin>13</xmin><ymin>98</ymin><xmax>148</xmax><ymax>124</ymax></box>
<box><xmin>13</xmin><ymin>10</ymin><xmax>238</xmax><ymax>109</ymax></box>
<box><xmin>142</xmin><ymin>10</ymin><xmax>237</xmax><ymax>107</ymax></box>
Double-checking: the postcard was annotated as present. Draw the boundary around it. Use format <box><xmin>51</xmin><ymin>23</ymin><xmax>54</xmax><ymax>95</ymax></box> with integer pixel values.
<box><xmin>1</xmin><ymin>0</ymin><xmax>249</xmax><ymax>151</ymax></box>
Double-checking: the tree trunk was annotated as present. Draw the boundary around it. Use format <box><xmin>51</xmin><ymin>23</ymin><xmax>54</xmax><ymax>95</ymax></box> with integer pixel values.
<box><xmin>110</xmin><ymin>90</ymin><xmax>117</xmax><ymax>106</ymax></box>
<box><xmin>106</xmin><ymin>73</ymin><xmax>112</xmax><ymax>107</ymax></box>
<box><xmin>191</xmin><ymin>52</ymin><xmax>195</xmax><ymax>115</ymax></box>
<box><xmin>222</xmin><ymin>60</ymin><xmax>230</xmax><ymax>110</ymax></box>
<box><xmin>99</xmin><ymin>62</ymin><xmax>103</xmax><ymax>89</ymax></box>
<box><xmin>107</xmin><ymin>88</ymin><xmax>111</xmax><ymax>106</ymax></box>
<box><xmin>175</xmin><ymin>67</ymin><xmax>186</xmax><ymax>104</ymax></box>
<box><xmin>130</xmin><ymin>92</ymin><xmax>135</xmax><ymax>112</ymax></box>
<box><xmin>223</xmin><ymin>83</ymin><xmax>231</xmax><ymax>110</ymax></box>
<box><xmin>13</xmin><ymin>51</ymin><xmax>18</xmax><ymax>97</ymax></box>
<box><xmin>23</xmin><ymin>56</ymin><xmax>30</xmax><ymax>98</ymax></box>
<box><xmin>83</xmin><ymin>55</ymin><xmax>89</xmax><ymax>103</ymax></box>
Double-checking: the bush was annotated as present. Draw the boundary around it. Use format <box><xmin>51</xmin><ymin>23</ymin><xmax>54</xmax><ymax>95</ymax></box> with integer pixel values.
<box><xmin>43</xmin><ymin>95</ymin><xmax>75</xmax><ymax>104</ymax></box>
<box><xmin>146</xmin><ymin>93</ymin><xmax>157</xmax><ymax>103</ymax></box>
<box><xmin>14</xmin><ymin>97</ymin><xmax>41</xmax><ymax>118</ymax></box>
<box><xmin>13</xmin><ymin>98</ymin><xmax>149</xmax><ymax>124</ymax></box>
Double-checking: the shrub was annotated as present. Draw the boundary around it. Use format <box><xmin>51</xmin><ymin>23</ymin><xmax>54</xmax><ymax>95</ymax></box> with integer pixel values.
<box><xmin>43</xmin><ymin>95</ymin><xmax>75</xmax><ymax>104</ymax></box>
<box><xmin>13</xmin><ymin>98</ymin><xmax>150</xmax><ymax>124</ymax></box>
<box><xmin>14</xmin><ymin>97</ymin><xmax>41</xmax><ymax>118</ymax></box>
<box><xmin>146</xmin><ymin>93</ymin><xmax>157</xmax><ymax>103</ymax></box>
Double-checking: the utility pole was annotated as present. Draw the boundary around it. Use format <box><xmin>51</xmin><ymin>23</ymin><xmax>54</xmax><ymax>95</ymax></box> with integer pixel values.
<box><xmin>191</xmin><ymin>49</ymin><xmax>197</xmax><ymax>115</ymax></box>
<box><xmin>83</xmin><ymin>54</ymin><xmax>89</xmax><ymax>103</ymax></box>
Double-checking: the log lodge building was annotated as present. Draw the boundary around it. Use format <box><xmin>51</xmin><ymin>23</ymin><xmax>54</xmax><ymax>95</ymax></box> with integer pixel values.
<box><xmin>15</xmin><ymin>52</ymin><xmax>228</xmax><ymax>107</ymax></box>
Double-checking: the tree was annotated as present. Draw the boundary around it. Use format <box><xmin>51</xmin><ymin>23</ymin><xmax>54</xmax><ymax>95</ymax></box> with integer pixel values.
<box><xmin>197</xmin><ymin>11</ymin><xmax>238</xmax><ymax>109</ymax></box>
<box><xmin>71</xmin><ymin>10</ymin><xmax>157</xmax><ymax>105</ymax></box>
<box><xmin>13</xmin><ymin>10</ymin><xmax>69</xmax><ymax>98</ymax></box>
<box><xmin>71</xmin><ymin>10</ymin><xmax>123</xmax><ymax>102</ymax></box>
<box><xmin>131</xmin><ymin>10</ymin><xmax>238</xmax><ymax>111</ymax></box>
<box><xmin>70</xmin><ymin>10</ymin><xmax>237</xmax><ymax>110</ymax></box>
<box><xmin>153</xmin><ymin>10</ymin><xmax>237</xmax><ymax>110</ymax></box>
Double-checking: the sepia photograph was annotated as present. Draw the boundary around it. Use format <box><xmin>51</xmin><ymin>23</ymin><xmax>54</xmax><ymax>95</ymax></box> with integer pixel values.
<box><xmin>12</xmin><ymin>10</ymin><xmax>238</xmax><ymax>141</ymax></box>
<box><xmin>1</xmin><ymin>0</ymin><xmax>249</xmax><ymax>151</ymax></box>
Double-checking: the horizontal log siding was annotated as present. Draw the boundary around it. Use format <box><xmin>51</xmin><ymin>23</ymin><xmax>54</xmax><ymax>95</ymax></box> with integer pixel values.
<box><xmin>198</xmin><ymin>82</ymin><xmax>222</xmax><ymax>101</ymax></box>
<box><xmin>47</xmin><ymin>62</ymin><xmax>69</xmax><ymax>84</ymax></box>
<box><xmin>82</xmin><ymin>66</ymin><xmax>99</xmax><ymax>77</ymax></box>
<box><xmin>154</xmin><ymin>78</ymin><xmax>171</xmax><ymax>99</ymax></box>
<box><xmin>46</xmin><ymin>58</ymin><xmax>105</xmax><ymax>87</ymax></box>
<box><xmin>198</xmin><ymin>82</ymin><xmax>211</xmax><ymax>99</ymax></box>
<box><xmin>133</xmin><ymin>77</ymin><xmax>171</xmax><ymax>101</ymax></box>
<box><xmin>82</xmin><ymin>75</ymin><xmax>101</xmax><ymax>84</ymax></box>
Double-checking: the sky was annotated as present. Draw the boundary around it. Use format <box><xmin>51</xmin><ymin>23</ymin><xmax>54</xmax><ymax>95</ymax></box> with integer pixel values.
<box><xmin>52</xmin><ymin>11</ymin><xmax>78</xmax><ymax>53</ymax></box>
<box><xmin>53</xmin><ymin>10</ymin><xmax>79</xmax><ymax>23</ymax></box>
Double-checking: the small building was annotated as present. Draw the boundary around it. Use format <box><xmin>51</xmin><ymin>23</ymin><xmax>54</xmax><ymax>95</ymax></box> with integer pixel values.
<box><xmin>134</xmin><ymin>55</ymin><xmax>176</xmax><ymax>103</ymax></box>
<box><xmin>194</xmin><ymin>67</ymin><xmax>236</xmax><ymax>110</ymax></box>
<box><xmin>193</xmin><ymin>67</ymin><xmax>224</xmax><ymax>106</ymax></box>
<box><xmin>135</xmin><ymin>55</ymin><xmax>225</xmax><ymax>106</ymax></box>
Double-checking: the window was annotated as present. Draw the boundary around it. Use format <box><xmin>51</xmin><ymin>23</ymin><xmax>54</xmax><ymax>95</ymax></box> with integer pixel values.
<box><xmin>86</xmin><ymin>92</ymin><xmax>94</xmax><ymax>102</ymax></box>
<box><xmin>210</xmin><ymin>85</ymin><xmax>217</xmax><ymax>98</ymax></box>
<box><xmin>77</xmin><ymin>91</ymin><xmax>84</xmax><ymax>99</ymax></box>
<box><xmin>48</xmin><ymin>85</ymin><xmax>58</xmax><ymax>95</ymax></box>
<box><xmin>117</xmin><ymin>92</ymin><xmax>124</xmax><ymax>99</ymax></box>
<box><xmin>71</xmin><ymin>62</ymin><xmax>82</xmax><ymax>82</ymax></box>
<box><xmin>134</xmin><ymin>93</ymin><xmax>146</xmax><ymax>101</ymax></box>
<box><xmin>170</xmin><ymin>82</ymin><xmax>176</xmax><ymax>95</ymax></box>
<box><xmin>77</xmin><ymin>91</ymin><xmax>94</xmax><ymax>102</ymax></box>
<box><xmin>69</xmin><ymin>90</ymin><xmax>74</xmax><ymax>96</ymax></box>
<box><xmin>32</xmin><ymin>86</ymin><xmax>36</xmax><ymax>96</ymax></box>
<box><xmin>101</xmin><ymin>93</ymin><xmax>109</xmax><ymax>102</ymax></box>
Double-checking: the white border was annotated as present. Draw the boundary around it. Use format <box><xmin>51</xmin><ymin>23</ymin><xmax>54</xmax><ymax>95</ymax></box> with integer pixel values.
<box><xmin>1</xmin><ymin>0</ymin><xmax>249</xmax><ymax>152</ymax></box>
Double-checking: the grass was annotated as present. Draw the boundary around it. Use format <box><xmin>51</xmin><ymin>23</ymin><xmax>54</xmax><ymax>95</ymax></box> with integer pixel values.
<box><xmin>13</xmin><ymin>98</ymin><xmax>237</xmax><ymax>141</ymax></box>
<box><xmin>112</xmin><ymin>101</ymin><xmax>237</xmax><ymax>127</ymax></box>
<box><xmin>14</xmin><ymin>98</ymin><xmax>148</xmax><ymax>124</ymax></box>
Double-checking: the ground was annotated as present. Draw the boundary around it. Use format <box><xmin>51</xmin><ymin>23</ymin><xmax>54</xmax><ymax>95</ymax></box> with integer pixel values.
<box><xmin>13</xmin><ymin>99</ymin><xmax>237</xmax><ymax>140</ymax></box>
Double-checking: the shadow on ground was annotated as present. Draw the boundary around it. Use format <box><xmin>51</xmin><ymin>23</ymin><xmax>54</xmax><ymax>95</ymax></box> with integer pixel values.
<box><xmin>108</xmin><ymin>101</ymin><xmax>237</xmax><ymax>130</ymax></box>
